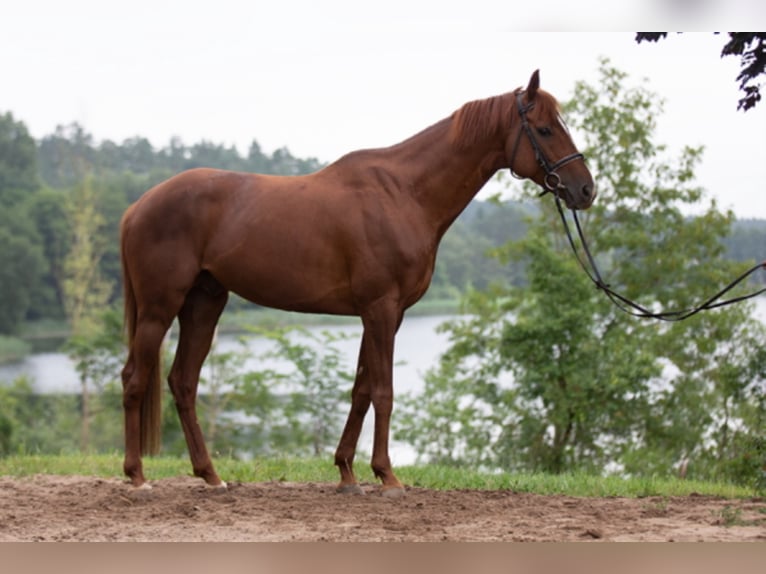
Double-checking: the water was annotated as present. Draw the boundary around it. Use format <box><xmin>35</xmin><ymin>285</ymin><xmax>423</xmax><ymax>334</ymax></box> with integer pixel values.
<box><xmin>0</xmin><ymin>314</ymin><xmax>454</xmax><ymax>395</ymax></box>
<box><xmin>9</xmin><ymin>296</ymin><xmax>766</xmax><ymax>393</ymax></box>
<box><xmin>4</xmin><ymin>297</ymin><xmax>766</xmax><ymax>466</ymax></box>
<box><xmin>0</xmin><ymin>314</ymin><xmax>457</xmax><ymax>465</ymax></box>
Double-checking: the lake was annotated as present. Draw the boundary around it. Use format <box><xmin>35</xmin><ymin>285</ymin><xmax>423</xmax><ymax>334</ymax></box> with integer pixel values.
<box><xmin>0</xmin><ymin>314</ymin><xmax>458</xmax><ymax>465</ymax></box>
<box><xmin>0</xmin><ymin>314</ymin><xmax>455</xmax><ymax>395</ymax></box>
<box><xmin>4</xmin><ymin>298</ymin><xmax>766</xmax><ymax>466</ymax></box>
<box><xmin>8</xmin><ymin>296</ymin><xmax>766</xmax><ymax>393</ymax></box>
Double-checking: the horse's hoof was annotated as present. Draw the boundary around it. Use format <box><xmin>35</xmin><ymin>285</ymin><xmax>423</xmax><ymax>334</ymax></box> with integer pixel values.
<box><xmin>336</xmin><ymin>483</ymin><xmax>365</xmax><ymax>495</ymax></box>
<box><xmin>126</xmin><ymin>482</ymin><xmax>154</xmax><ymax>501</ymax></box>
<box><xmin>381</xmin><ymin>486</ymin><xmax>406</xmax><ymax>499</ymax></box>
<box><xmin>208</xmin><ymin>480</ymin><xmax>228</xmax><ymax>491</ymax></box>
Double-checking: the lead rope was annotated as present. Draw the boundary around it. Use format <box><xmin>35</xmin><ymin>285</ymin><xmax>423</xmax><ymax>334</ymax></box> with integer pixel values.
<box><xmin>553</xmin><ymin>194</ymin><xmax>766</xmax><ymax>321</ymax></box>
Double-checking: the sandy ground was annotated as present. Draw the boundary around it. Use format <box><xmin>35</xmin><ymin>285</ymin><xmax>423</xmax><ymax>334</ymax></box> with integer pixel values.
<box><xmin>0</xmin><ymin>474</ymin><xmax>764</xmax><ymax>542</ymax></box>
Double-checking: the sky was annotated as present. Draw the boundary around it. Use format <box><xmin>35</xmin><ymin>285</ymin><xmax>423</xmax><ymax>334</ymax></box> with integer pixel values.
<box><xmin>3</xmin><ymin>1</ymin><xmax>766</xmax><ymax>217</ymax></box>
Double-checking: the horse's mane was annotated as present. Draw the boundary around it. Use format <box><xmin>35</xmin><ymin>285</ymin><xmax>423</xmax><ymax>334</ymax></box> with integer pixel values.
<box><xmin>449</xmin><ymin>88</ymin><xmax>561</xmax><ymax>150</ymax></box>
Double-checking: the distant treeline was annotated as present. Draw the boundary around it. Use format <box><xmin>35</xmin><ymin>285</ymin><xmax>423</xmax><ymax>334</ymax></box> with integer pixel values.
<box><xmin>1</xmin><ymin>110</ymin><xmax>765</xmax><ymax>336</ymax></box>
<box><xmin>36</xmin><ymin>122</ymin><xmax>324</xmax><ymax>190</ymax></box>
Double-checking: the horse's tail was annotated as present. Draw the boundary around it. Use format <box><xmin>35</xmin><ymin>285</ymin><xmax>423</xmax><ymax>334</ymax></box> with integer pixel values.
<box><xmin>121</xmin><ymin>216</ymin><xmax>162</xmax><ymax>456</ymax></box>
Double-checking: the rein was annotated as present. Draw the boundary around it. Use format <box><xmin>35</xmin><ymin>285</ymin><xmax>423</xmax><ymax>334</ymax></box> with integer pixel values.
<box><xmin>510</xmin><ymin>89</ymin><xmax>766</xmax><ymax>321</ymax></box>
<box><xmin>553</xmin><ymin>196</ymin><xmax>766</xmax><ymax>321</ymax></box>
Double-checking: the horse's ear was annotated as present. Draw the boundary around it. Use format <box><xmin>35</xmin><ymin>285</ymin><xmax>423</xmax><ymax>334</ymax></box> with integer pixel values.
<box><xmin>526</xmin><ymin>69</ymin><xmax>540</xmax><ymax>101</ymax></box>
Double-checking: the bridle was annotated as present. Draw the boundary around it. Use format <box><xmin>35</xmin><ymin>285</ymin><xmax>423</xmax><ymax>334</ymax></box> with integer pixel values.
<box><xmin>508</xmin><ymin>89</ymin><xmax>585</xmax><ymax>197</ymax></box>
<box><xmin>508</xmin><ymin>90</ymin><xmax>766</xmax><ymax>321</ymax></box>
<box><xmin>554</xmin><ymin>193</ymin><xmax>766</xmax><ymax>321</ymax></box>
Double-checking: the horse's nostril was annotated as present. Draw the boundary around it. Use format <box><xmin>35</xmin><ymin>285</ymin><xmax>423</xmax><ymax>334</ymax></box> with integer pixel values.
<box><xmin>582</xmin><ymin>184</ymin><xmax>593</xmax><ymax>198</ymax></box>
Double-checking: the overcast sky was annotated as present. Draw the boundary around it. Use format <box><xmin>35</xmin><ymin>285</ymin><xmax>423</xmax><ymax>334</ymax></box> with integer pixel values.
<box><xmin>3</xmin><ymin>1</ymin><xmax>766</xmax><ymax>217</ymax></box>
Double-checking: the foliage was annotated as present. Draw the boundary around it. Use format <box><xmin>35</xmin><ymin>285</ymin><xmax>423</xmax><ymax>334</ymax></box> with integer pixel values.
<box><xmin>61</xmin><ymin>175</ymin><xmax>114</xmax><ymax>336</ymax></box>
<box><xmin>64</xmin><ymin>309</ymin><xmax>126</xmax><ymax>451</ymax></box>
<box><xmin>0</xmin><ymin>313</ymin><xmax>127</xmax><ymax>456</ymax></box>
<box><xmin>1</xmin><ymin>319</ymin><xmax>357</xmax><ymax>462</ymax></box>
<box><xmin>2</xmin><ymin>59</ymin><xmax>766</xmax><ymax>490</ymax></box>
<box><xmin>0</xmin><ymin>213</ymin><xmax>46</xmax><ymax>333</ymax></box>
<box><xmin>0</xmin><ymin>111</ymin><xmax>38</xmax><ymax>201</ymax></box>
<box><xmin>1</xmin><ymin>102</ymin><xmax>765</xmax><ymax>339</ymax></box>
<box><xmin>636</xmin><ymin>33</ymin><xmax>766</xmax><ymax>111</ymax></box>
<box><xmin>395</xmin><ymin>59</ymin><xmax>766</xmax><ymax>488</ymax></box>
<box><xmin>248</xmin><ymin>327</ymin><xmax>355</xmax><ymax>457</ymax></box>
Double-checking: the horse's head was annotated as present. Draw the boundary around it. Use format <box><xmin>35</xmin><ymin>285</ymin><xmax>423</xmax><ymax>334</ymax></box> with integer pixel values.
<box><xmin>506</xmin><ymin>70</ymin><xmax>595</xmax><ymax>210</ymax></box>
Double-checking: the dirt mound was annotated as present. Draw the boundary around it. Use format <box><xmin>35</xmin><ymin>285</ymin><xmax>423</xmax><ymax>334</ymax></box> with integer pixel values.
<box><xmin>0</xmin><ymin>475</ymin><xmax>763</xmax><ymax>541</ymax></box>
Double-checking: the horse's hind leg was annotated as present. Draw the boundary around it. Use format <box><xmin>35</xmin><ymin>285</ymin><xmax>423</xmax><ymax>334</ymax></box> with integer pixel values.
<box><xmin>168</xmin><ymin>275</ymin><xmax>229</xmax><ymax>487</ymax></box>
<box><xmin>122</xmin><ymin>313</ymin><xmax>173</xmax><ymax>487</ymax></box>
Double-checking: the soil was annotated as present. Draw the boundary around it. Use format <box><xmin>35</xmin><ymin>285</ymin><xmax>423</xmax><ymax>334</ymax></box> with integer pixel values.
<box><xmin>0</xmin><ymin>475</ymin><xmax>764</xmax><ymax>542</ymax></box>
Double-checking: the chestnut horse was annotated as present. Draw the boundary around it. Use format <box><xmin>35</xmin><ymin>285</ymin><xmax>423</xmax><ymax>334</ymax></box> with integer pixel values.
<box><xmin>120</xmin><ymin>70</ymin><xmax>595</xmax><ymax>495</ymax></box>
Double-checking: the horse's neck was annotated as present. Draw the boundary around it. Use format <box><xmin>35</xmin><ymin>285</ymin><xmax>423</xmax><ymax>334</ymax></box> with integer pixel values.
<box><xmin>392</xmin><ymin>118</ymin><xmax>507</xmax><ymax>237</ymax></box>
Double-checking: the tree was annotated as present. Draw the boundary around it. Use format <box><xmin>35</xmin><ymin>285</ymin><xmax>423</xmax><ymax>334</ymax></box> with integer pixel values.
<box><xmin>37</xmin><ymin>123</ymin><xmax>96</xmax><ymax>189</ymax></box>
<box><xmin>61</xmin><ymin>175</ymin><xmax>113</xmax><ymax>336</ymax></box>
<box><xmin>65</xmin><ymin>309</ymin><xmax>126</xmax><ymax>452</ymax></box>
<box><xmin>396</xmin><ymin>60</ymin><xmax>766</xmax><ymax>485</ymax></box>
<box><xmin>61</xmin><ymin>174</ymin><xmax>115</xmax><ymax>451</ymax></box>
<box><xmin>25</xmin><ymin>188</ymin><xmax>70</xmax><ymax>320</ymax></box>
<box><xmin>0</xmin><ymin>111</ymin><xmax>38</xmax><ymax>203</ymax></box>
<box><xmin>0</xmin><ymin>207</ymin><xmax>46</xmax><ymax>334</ymax></box>
<box><xmin>636</xmin><ymin>33</ymin><xmax>766</xmax><ymax>111</ymax></box>
<box><xmin>0</xmin><ymin>112</ymin><xmax>45</xmax><ymax>334</ymax></box>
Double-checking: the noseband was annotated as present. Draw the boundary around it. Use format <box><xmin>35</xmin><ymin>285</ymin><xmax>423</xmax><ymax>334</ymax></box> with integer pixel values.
<box><xmin>508</xmin><ymin>90</ymin><xmax>585</xmax><ymax>196</ymax></box>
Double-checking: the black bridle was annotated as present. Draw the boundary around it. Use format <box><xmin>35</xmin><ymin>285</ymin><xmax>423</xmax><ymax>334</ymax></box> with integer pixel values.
<box><xmin>510</xmin><ymin>89</ymin><xmax>766</xmax><ymax>321</ymax></box>
<box><xmin>508</xmin><ymin>89</ymin><xmax>585</xmax><ymax>197</ymax></box>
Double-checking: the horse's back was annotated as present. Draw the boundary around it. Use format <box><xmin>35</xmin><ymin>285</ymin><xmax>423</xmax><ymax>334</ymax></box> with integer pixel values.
<box><xmin>120</xmin><ymin>167</ymin><xmax>362</xmax><ymax>312</ymax></box>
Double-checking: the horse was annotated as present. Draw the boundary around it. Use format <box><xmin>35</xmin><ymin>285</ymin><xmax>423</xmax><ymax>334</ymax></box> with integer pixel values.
<box><xmin>119</xmin><ymin>70</ymin><xmax>595</xmax><ymax>496</ymax></box>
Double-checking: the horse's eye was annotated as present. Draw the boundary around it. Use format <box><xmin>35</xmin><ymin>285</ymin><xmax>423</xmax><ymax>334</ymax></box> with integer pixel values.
<box><xmin>537</xmin><ymin>126</ymin><xmax>553</xmax><ymax>137</ymax></box>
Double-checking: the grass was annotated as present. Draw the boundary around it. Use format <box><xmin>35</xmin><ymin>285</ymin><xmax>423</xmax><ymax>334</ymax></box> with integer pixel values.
<box><xmin>0</xmin><ymin>453</ymin><xmax>755</xmax><ymax>499</ymax></box>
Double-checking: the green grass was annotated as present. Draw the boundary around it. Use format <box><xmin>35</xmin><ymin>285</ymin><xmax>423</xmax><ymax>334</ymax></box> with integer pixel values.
<box><xmin>0</xmin><ymin>453</ymin><xmax>754</xmax><ymax>498</ymax></box>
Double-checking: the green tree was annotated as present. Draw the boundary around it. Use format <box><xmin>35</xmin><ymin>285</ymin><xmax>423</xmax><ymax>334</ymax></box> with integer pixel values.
<box><xmin>61</xmin><ymin>175</ymin><xmax>113</xmax><ymax>336</ymax></box>
<box><xmin>0</xmin><ymin>111</ymin><xmax>38</xmax><ymax>203</ymax></box>
<box><xmin>25</xmin><ymin>188</ymin><xmax>70</xmax><ymax>320</ymax></box>
<box><xmin>0</xmin><ymin>112</ymin><xmax>45</xmax><ymax>334</ymax></box>
<box><xmin>36</xmin><ymin>123</ymin><xmax>96</xmax><ymax>189</ymax></box>
<box><xmin>65</xmin><ymin>309</ymin><xmax>126</xmax><ymax>452</ymax></box>
<box><xmin>61</xmin><ymin>174</ymin><xmax>115</xmax><ymax>451</ymax></box>
<box><xmin>0</xmin><ymin>207</ymin><xmax>46</xmax><ymax>334</ymax></box>
<box><xmin>396</xmin><ymin>60</ymin><xmax>766</xmax><ymax>485</ymax></box>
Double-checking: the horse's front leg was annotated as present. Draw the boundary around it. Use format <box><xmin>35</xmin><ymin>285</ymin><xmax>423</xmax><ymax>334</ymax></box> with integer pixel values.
<box><xmin>363</xmin><ymin>302</ymin><xmax>405</xmax><ymax>497</ymax></box>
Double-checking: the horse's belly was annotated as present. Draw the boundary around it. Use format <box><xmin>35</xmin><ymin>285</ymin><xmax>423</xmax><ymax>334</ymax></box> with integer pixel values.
<box><xmin>209</xmin><ymin>253</ymin><xmax>357</xmax><ymax>316</ymax></box>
